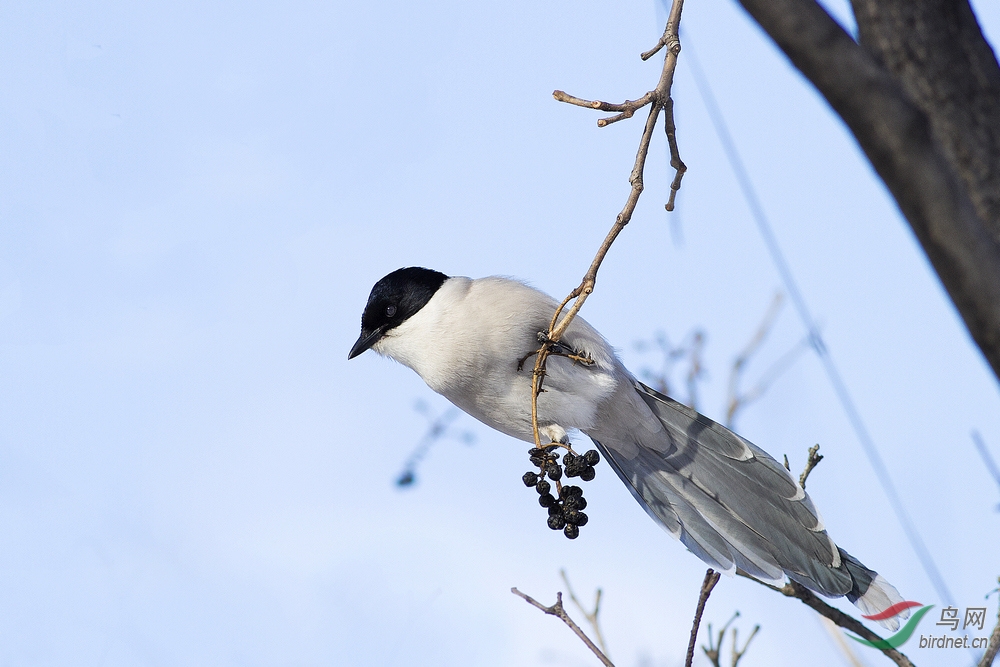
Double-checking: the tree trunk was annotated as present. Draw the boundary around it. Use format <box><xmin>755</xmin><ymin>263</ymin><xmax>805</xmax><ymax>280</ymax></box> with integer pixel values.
<box><xmin>735</xmin><ymin>0</ymin><xmax>1000</xmax><ymax>382</ymax></box>
<box><xmin>851</xmin><ymin>0</ymin><xmax>1000</xmax><ymax>241</ymax></box>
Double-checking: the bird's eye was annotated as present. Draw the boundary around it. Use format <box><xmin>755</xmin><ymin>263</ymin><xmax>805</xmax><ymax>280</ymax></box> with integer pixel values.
<box><xmin>385</xmin><ymin>304</ymin><xmax>397</xmax><ymax>317</ymax></box>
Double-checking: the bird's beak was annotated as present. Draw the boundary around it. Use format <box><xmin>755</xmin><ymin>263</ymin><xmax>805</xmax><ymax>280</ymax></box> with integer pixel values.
<box><xmin>348</xmin><ymin>327</ymin><xmax>383</xmax><ymax>360</ymax></box>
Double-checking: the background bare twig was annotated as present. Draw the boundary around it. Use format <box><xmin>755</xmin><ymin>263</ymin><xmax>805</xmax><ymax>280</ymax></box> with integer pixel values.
<box><xmin>635</xmin><ymin>329</ymin><xmax>705</xmax><ymax>410</ymax></box>
<box><xmin>971</xmin><ymin>430</ymin><xmax>1000</xmax><ymax>512</ymax></box>
<box><xmin>395</xmin><ymin>403</ymin><xmax>475</xmax><ymax>487</ymax></box>
<box><xmin>701</xmin><ymin>611</ymin><xmax>759</xmax><ymax>667</ymax></box>
<box><xmin>511</xmin><ymin>587</ymin><xmax>615</xmax><ymax>667</ymax></box>
<box><xmin>723</xmin><ymin>292</ymin><xmax>811</xmax><ymax>429</ymax></box>
<box><xmin>560</xmin><ymin>569</ymin><xmax>610</xmax><ymax>658</ymax></box>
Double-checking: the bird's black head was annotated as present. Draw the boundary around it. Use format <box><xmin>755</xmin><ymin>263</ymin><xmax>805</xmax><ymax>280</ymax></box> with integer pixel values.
<box><xmin>348</xmin><ymin>267</ymin><xmax>449</xmax><ymax>359</ymax></box>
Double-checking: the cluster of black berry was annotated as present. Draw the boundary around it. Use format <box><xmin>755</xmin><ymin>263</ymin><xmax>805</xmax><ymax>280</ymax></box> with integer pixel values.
<box><xmin>521</xmin><ymin>446</ymin><xmax>600</xmax><ymax>539</ymax></box>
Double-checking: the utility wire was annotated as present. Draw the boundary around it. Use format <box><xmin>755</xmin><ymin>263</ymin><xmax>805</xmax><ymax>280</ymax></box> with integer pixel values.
<box><xmin>680</xmin><ymin>30</ymin><xmax>954</xmax><ymax>607</ymax></box>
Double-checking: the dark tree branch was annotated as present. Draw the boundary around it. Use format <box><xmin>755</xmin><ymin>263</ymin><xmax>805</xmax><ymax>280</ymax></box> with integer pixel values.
<box><xmin>686</xmin><ymin>569</ymin><xmax>721</xmax><ymax>667</ymax></box>
<box><xmin>851</xmin><ymin>0</ymin><xmax>1000</xmax><ymax>240</ymax></box>
<box><xmin>738</xmin><ymin>574</ymin><xmax>915</xmax><ymax>667</ymax></box>
<box><xmin>979</xmin><ymin>578</ymin><xmax>1000</xmax><ymax>667</ymax></box>
<box><xmin>735</xmin><ymin>0</ymin><xmax>1000</xmax><ymax>382</ymax></box>
<box><xmin>980</xmin><ymin>619</ymin><xmax>1000</xmax><ymax>667</ymax></box>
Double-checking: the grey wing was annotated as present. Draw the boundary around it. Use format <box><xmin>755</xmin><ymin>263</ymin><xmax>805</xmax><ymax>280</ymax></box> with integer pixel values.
<box><xmin>586</xmin><ymin>381</ymin><xmax>854</xmax><ymax>598</ymax></box>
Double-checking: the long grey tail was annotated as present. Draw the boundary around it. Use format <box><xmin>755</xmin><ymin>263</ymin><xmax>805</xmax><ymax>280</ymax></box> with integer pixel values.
<box><xmin>588</xmin><ymin>381</ymin><xmax>908</xmax><ymax>630</ymax></box>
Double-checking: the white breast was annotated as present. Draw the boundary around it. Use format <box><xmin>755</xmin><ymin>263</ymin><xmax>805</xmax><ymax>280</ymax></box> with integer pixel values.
<box><xmin>373</xmin><ymin>276</ymin><xmax>627</xmax><ymax>442</ymax></box>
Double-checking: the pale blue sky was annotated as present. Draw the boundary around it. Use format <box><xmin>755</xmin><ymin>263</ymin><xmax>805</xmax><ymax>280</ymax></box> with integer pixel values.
<box><xmin>2</xmin><ymin>1</ymin><xmax>999</xmax><ymax>665</ymax></box>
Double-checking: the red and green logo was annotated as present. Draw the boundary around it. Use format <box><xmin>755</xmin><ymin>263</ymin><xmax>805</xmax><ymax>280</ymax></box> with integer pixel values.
<box><xmin>849</xmin><ymin>601</ymin><xmax>933</xmax><ymax>650</ymax></box>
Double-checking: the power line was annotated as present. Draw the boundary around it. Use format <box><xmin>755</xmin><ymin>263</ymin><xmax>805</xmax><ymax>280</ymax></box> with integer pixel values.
<box><xmin>680</xmin><ymin>30</ymin><xmax>954</xmax><ymax>607</ymax></box>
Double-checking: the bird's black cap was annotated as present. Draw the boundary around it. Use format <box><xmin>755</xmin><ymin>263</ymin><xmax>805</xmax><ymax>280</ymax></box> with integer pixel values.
<box><xmin>348</xmin><ymin>267</ymin><xmax>449</xmax><ymax>359</ymax></box>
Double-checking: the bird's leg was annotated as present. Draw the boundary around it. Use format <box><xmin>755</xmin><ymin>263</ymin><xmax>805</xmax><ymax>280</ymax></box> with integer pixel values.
<box><xmin>539</xmin><ymin>332</ymin><xmax>595</xmax><ymax>367</ymax></box>
<box><xmin>517</xmin><ymin>348</ymin><xmax>539</xmax><ymax>372</ymax></box>
<box><xmin>517</xmin><ymin>332</ymin><xmax>595</xmax><ymax>372</ymax></box>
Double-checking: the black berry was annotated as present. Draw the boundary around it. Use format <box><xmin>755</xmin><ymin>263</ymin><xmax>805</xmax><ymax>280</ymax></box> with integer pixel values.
<box><xmin>580</xmin><ymin>466</ymin><xmax>596</xmax><ymax>482</ymax></box>
<box><xmin>522</xmin><ymin>471</ymin><xmax>538</xmax><ymax>487</ymax></box>
<box><xmin>547</xmin><ymin>514</ymin><xmax>567</xmax><ymax>530</ymax></box>
<box><xmin>539</xmin><ymin>493</ymin><xmax>556</xmax><ymax>508</ymax></box>
<box><xmin>564</xmin><ymin>524</ymin><xmax>580</xmax><ymax>539</ymax></box>
<box><xmin>535</xmin><ymin>480</ymin><xmax>551</xmax><ymax>495</ymax></box>
<box><xmin>583</xmin><ymin>450</ymin><xmax>600</xmax><ymax>466</ymax></box>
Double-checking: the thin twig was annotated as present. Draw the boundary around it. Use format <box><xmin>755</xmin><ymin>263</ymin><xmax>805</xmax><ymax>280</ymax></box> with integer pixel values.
<box><xmin>685</xmin><ymin>331</ymin><xmax>704</xmax><ymax>412</ymax></box>
<box><xmin>662</xmin><ymin>94</ymin><xmax>686</xmax><ymax>211</ymax></box>
<box><xmin>701</xmin><ymin>611</ymin><xmax>739</xmax><ymax>667</ymax></box>
<box><xmin>971</xmin><ymin>430</ymin><xmax>1000</xmax><ymax>511</ymax></box>
<box><xmin>724</xmin><ymin>292</ymin><xmax>782</xmax><ymax>426</ymax></box>
<box><xmin>533</xmin><ymin>0</ymin><xmax>687</xmax><ymax>448</ymax></box>
<box><xmin>730</xmin><ymin>624</ymin><xmax>759</xmax><ymax>667</ymax></box>
<box><xmin>396</xmin><ymin>406</ymin><xmax>473</xmax><ymax>486</ymax></box>
<box><xmin>635</xmin><ymin>328</ymin><xmax>705</xmax><ymax>407</ymax></box>
<box><xmin>511</xmin><ymin>588</ymin><xmax>615</xmax><ymax>667</ymax></box>
<box><xmin>702</xmin><ymin>611</ymin><xmax>760</xmax><ymax>667</ymax></box>
<box><xmin>799</xmin><ymin>444</ymin><xmax>823</xmax><ymax>489</ymax></box>
<box><xmin>818</xmin><ymin>616</ymin><xmax>868</xmax><ymax>667</ymax></box>
<box><xmin>686</xmin><ymin>569</ymin><xmax>721</xmax><ymax>667</ymax></box>
<box><xmin>736</xmin><ymin>573</ymin><xmax>915</xmax><ymax>667</ymax></box>
<box><xmin>723</xmin><ymin>292</ymin><xmax>809</xmax><ymax>428</ymax></box>
<box><xmin>560</xmin><ymin>569</ymin><xmax>610</xmax><ymax>658</ymax></box>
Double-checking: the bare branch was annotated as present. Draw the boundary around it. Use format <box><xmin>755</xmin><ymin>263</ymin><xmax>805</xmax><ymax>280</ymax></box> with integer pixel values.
<box><xmin>685</xmin><ymin>331</ymin><xmax>704</xmax><ymax>412</ymax></box>
<box><xmin>662</xmin><ymin>95</ymin><xmax>686</xmax><ymax>211</ymax></box>
<box><xmin>530</xmin><ymin>0</ymin><xmax>688</xmax><ymax>447</ymax></box>
<box><xmin>552</xmin><ymin>90</ymin><xmax>655</xmax><ymax>126</ymax></box>
<box><xmin>686</xmin><ymin>569</ymin><xmax>722</xmax><ymax>667</ymax></box>
<box><xmin>979</xmin><ymin>577</ymin><xmax>1000</xmax><ymax>667</ymax></box>
<box><xmin>818</xmin><ymin>616</ymin><xmax>868</xmax><ymax>667</ymax></box>
<box><xmin>730</xmin><ymin>623</ymin><xmax>759</xmax><ymax>667</ymax></box>
<box><xmin>511</xmin><ymin>588</ymin><xmax>615</xmax><ymax>667</ymax></box>
<box><xmin>640</xmin><ymin>20</ymin><xmax>681</xmax><ymax>61</ymax></box>
<box><xmin>560</xmin><ymin>569</ymin><xmax>610</xmax><ymax>658</ymax></box>
<box><xmin>737</xmin><ymin>573</ymin><xmax>915</xmax><ymax>667</ymax></box>
<box><xmin>799</xmin><ymin>443</ymin><xmax>824</xmax><ymax>489</ymax></box>
<box><xmin>702</xmin><ymin>610</ymin><xmax>758</xmax><ymax>667</ymax></box>
<box><xmin>723</xmin><ymin>292</ymin><xmax>809</xmax><ymax>428</ymax></box>
<box><xmin>701</xmin><ymin>611</ymin><xmax>739</xmax><ymax>667</ymax></box>
<box><xmin>736</xmin><ymin>0</ymin><xmax>1000</xmax><ymax>381</ymax></box>
<box><xmin>396</xmin><ymin>406</ymin><xmax>474</xmax><ymax>486</ymax></box>
<box><xmin>635</xmin><ymin>329</ymin><xmax>705</xmax><ymax>409</ymax></box>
